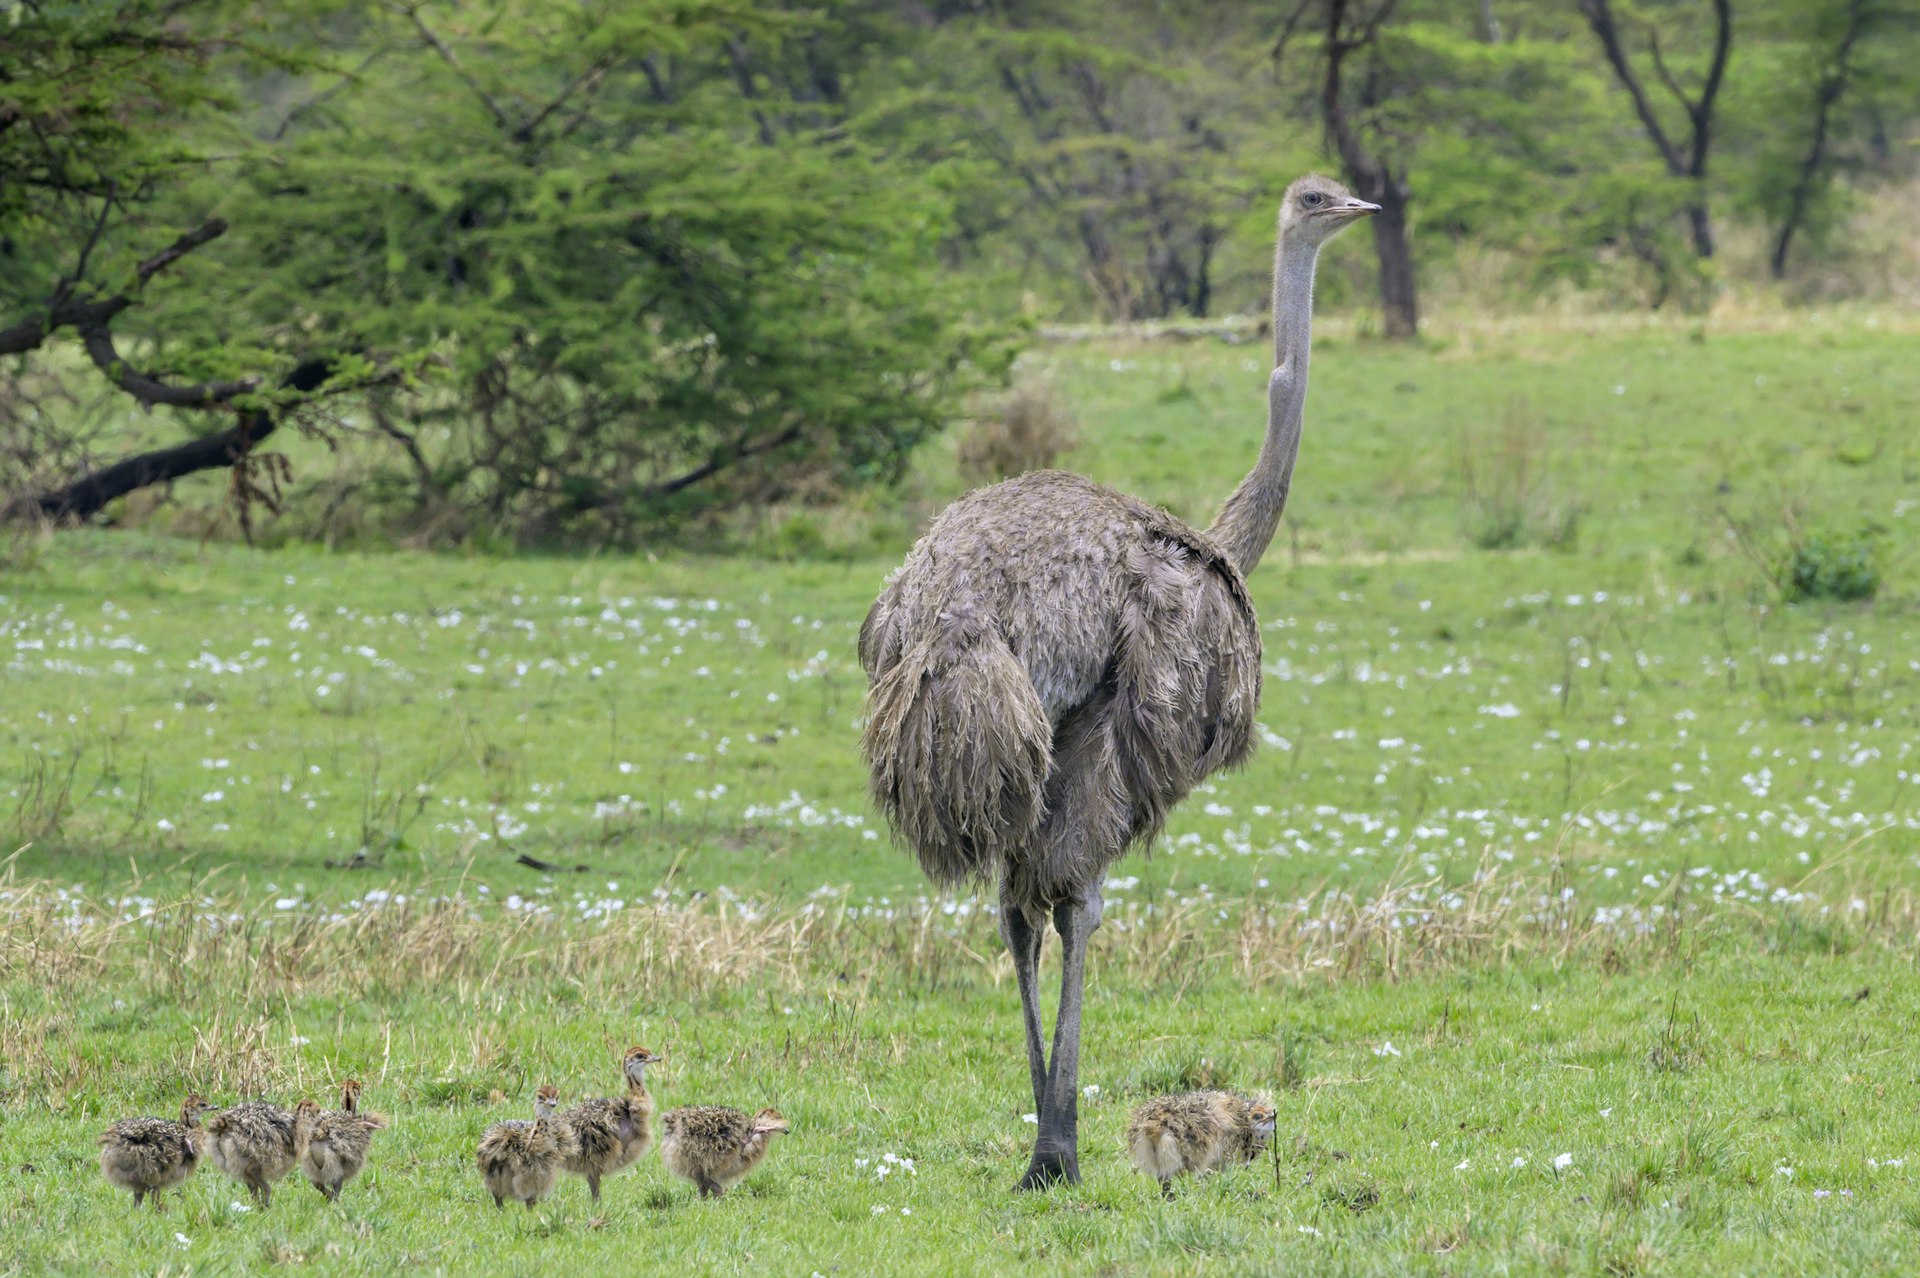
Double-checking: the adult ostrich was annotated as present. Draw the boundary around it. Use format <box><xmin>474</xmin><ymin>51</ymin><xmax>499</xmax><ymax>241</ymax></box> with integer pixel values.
<box><xmin>859</xmin><ymin>176</ymin><xmax>1377</xmax><ymax>1189</ymax></box>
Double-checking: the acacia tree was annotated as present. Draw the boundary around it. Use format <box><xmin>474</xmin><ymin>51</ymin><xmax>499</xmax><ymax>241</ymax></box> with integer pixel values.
<box><xmin>0</xmin><ymin>2</ymin><xmax>364</xmax><ymax>523</ymax></box>
<box><xmin>3</xmin><ymin>1</ymin><xmax>1009</xmax><ymax>538</ymax></box>
<box><xmin>1302</xmin><ymin>0</ymin><xmax>1419</xmax><ymax>337</ymax></box>
<box><xmin>1744</xmin><ymin>0</ymin><xmax>1920</xmax><ymax>278</ymax></box>
<box><xmin>1573</xmin><ymin>0</ymin><xmax>1733</xmax><ymax>259</ymax></box>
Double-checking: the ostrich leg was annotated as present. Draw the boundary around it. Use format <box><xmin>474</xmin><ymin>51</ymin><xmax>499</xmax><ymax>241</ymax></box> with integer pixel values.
<box><xmin>1001</xmin><ymin>889</ymin><xmax>1050</xmax><ymax>1116</ymax></box>
<box><xmin>1019</xmin><ymin>887</ymin><xmax>1105</xmax><ymax>1190</ymax></box>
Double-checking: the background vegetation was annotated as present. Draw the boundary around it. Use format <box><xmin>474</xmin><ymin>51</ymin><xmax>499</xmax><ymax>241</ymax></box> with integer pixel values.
<box><xmin>4</xmin><ymin>0</ymin><xmax>1919</xmax><ymax>541</ymax></box>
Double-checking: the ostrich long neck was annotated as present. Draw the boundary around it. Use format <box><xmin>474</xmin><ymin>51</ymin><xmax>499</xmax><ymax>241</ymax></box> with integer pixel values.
<box><xmin>1206</xmin><ymin>229</ymin><xmax>1318</xmax><ymax>573</ymax></box>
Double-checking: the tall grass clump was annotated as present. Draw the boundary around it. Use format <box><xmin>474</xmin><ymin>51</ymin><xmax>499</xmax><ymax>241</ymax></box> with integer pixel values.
<box><xmin>1457</xmin><ymin>406</ymin><xmax>1581</xmax><ymax>551</ymax></box>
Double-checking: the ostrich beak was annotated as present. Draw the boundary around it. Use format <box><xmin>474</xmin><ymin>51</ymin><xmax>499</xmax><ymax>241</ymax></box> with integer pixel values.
<box><xmin>1336</xmin><ymin>199</ymin><xmax>1382</xmax><ymax>218</ymax></box>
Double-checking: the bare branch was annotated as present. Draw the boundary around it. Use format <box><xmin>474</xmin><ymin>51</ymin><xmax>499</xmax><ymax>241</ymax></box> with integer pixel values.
<box><xmin>134</xmin><ymin>218</ymin><xmax>229</xmax><ymax>288</ymax></box>
<box><xmin>1645</xmin><ymin>29</ymin><xmax>1691</xmax><ymax>116</ymax></box>
<box><xmin>14</xmin><ymin>359</ymin><xmax>339</xmax><ymax>523</ymax></box>
<box><xmin>272</xmin><ymin>48</ymin><xmax>387</xmax><ymax>142</ymax></box>
<box><xmin>1574</xmin><ymin>0</ymin><xmax>1685</xmax><ymax>175</ymax></box>
<box><xmin>402</xmin><ymin>4</ymin><xmax>518</xmax><ymax>135</ymax></box>
<box><xmin>517</xmin><ymin>52</ymin><xmax>617</xmax><ymax>143</ymax></box>
<box><xmin>67</xmin><ymin>185</ymin><xmax>118</xmax><ymax>292</ymax></box>
<box><xmin>1690</xmin><ymin>0</ymin><xmax>1733</xmax><ymax>171</ymax></box>
<box><xmin>1272</xmin><ymin>0</ymin><xmax>1316</xmax><ymax>65</ymax></box>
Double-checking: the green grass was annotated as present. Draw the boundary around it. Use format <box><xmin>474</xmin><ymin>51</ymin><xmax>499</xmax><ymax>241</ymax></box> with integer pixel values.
<box><xmin>5</xmin><ymin>313</ymin><xmax>1920</xmax><ymax>1273</ymax></box>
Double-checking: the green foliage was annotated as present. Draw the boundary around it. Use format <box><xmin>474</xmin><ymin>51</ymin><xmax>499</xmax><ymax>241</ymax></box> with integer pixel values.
<box><xmin>1781</xmin><ymin>524</ymin><xmax>1882</xmax><ymax>602</ymax></box>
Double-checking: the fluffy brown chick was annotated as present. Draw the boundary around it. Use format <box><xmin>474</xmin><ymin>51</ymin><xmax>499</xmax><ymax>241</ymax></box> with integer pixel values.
<box><xmin>475</xmin><ymin>1084</ymin><xmax>580</xmax><ymax>1210</ymax></box>
<box><xmin>1125</xmin><ymin>1090</ymin><xmax>1277</xmax><ymax>1199</ymax></box>
<box><xmin>202</xmin><ymin>1098</ymin><xmax>319</xmax><ymax>1208</ymax></box>
<box><xmin>98</xmin><ymin>1094</ymin><xmax>214</xmax><ymax>1211</ymax></box>
<box><xmin>560</xmin><ymin>1045</ymin><xmax>663</xmax><ymax>1200</ymax></box>
<box><xmin>657</xmin><ymin>1105</ymin><xmax>790</xmax><ymax>1198</ymax></box>
<box><xmin>302</xmin><ymin>1078</ymin><xmax>388</xmax><ymax>1202</ymax></box>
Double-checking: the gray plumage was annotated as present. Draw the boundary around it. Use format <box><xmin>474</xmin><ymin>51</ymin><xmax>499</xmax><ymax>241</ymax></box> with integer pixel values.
<box><xmin>657</xmin><ymin>1105</ymin><xmax>789</xmax><ymax>1198</ymax></box>
<box><xmin>859</xmin><ymin>175</ymin><xmax>1377</xmax><ymax>1189</ymax></box>
<box><xmin>301</xmin><ymin>1079</ymin><xmax>386</xmax><ymax>1202</ymax></box>
<box><xmin>98</xmin><ymin>1095</ymin><xmax>213</xmax><ymax>1211</ymax></box>
<box><xmin>559</xmin><ymin>1045</ymin><xmax>662</xmax><ymax>1200</ymax></box>
<box><xmin>202</xmin><ymin>1099</ymin><xmax>318</xmax><ymax>1208</ymax></box>
<box><xmin>476</xmin><ymin>1085</ymin><xmax>578</xmax><ymax>1210</ymax></box>
<box><xmin>1126</xmin><ymin>1091</ymin><xmax>1278</xmax><ymax>1199</ymax></box>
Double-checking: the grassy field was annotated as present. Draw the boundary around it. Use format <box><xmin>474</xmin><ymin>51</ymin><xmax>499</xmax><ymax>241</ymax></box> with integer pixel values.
<box><xmin>4</xmin><ymin>313</ymin><xmax>1920</xmax><ymax>1273</ymax></box>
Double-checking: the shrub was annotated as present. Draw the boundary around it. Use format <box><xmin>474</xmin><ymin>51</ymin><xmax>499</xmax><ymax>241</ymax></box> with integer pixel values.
<box><xmin>1780</xmin><ymin>526</ymin><xmax>1881</xmax><ymax>602</ymax></box>
<box><xmin>957</xmin><ymin>379</ymin><xmax>1080</xmax><ymax>485</ymax></box>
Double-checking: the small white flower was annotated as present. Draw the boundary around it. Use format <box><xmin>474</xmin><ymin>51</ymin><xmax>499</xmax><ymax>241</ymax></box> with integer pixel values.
<box><xmin>1429</xmin><ymin>1140</ymin><xmax>1439</xmax><ymax>1149</ymax></box>
<box><xmin>1372</xmin><ymin>1040</ymin><xmax>1401</xmax><ymax>1058</ymax></box>
<box><xmin>289</xmin><ymin>1035</ymin><xmax>310</xmax><ymax>1046</ymax></box>
<box><xmin>900</xmin><ymin>1206</ymin><xmax>912</xmax><ymax>1215</ymax></box>
<box><xmin>174</xmin><ymin>1233</ymin><xmax>191</xmax><ymax>1249</ymax></box>
<box><xmin>1777</xmin><ymin>1165</ymin><xmax>1794</xmax><ymax>1178</ymax></box>
<box><xmin>231</xmin><ymin>1201</ymin><xmax>252</xmax><ymax>1213</ymax></box>
<box><xmin>1023</xmin><ymin>1113</ymin><xmax>1038</xmax><ymax>1125</ymax></box>
<box><xmin>1553</xmin><ymin>1152</ymin><xmax>1573</xmax><ymax>1172</ymax></box>
<box><xmin>871</xmin><ymin>1205</ymin><xmax>887</xmax><ymax>1215</ymax></box>
<box><xmin>854</xmin><ymin>1158</ymin><xmax>870</xmax><ymax>1168</ymax></box>
<box><xmin>1298</xmin><ymin>1224</ymin><xmax>1322</xmax><ymax>1237</ymax></box>
<box><xmin>1511</xmin><ymin>1156</ymin><xmax>1528</xmax><ymax>1169</ymax></box>
<box><xmin>1455</xmin><ymin>1159</ymin><xmax>1470</xmax><ymax>1171</ymax></box>
<box><xmin>1083</xmin><ymin>1084</ymin><xmax>1101</xmax><ymax>1099</ymax></box>
<box><xmin>1600</xmin><ymin>1107</ymin><xmax>1613</xmax><ymax>1118</ymax></box>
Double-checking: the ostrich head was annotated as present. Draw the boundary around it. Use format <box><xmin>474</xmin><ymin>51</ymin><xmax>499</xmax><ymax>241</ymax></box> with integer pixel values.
<box><xmin>534</xmin><ymin>1085</ymin><xmax>561</xmax><ymax>1119</ymax></box>
<box><xmin>180</xmin><ymin>1094</ymin><xmax>213</xmax><ymax>1127</ymax></box>
<box><xmin>749</xmin><ymin>1108</ymin><xmax>791</xmax><ymax>1137</ymax></box>
<box><xmin>339</xmin><ymin>1078</ymin><xmax>363</xmax><ymax>1113</ymax></box>
<box><xmin>622</xmin><ymin>1045</ymin><xmax>663</xmax><ymax>1084</ymax></box>
<box><xmin>1278</xmin><ymin>174</ymin><xmax>1379</xmax><ymax>248</ymax></box>
<box><xmin>1248</xmin><ymin>1100</ymin><xmax>1278</xmax><ymax>1138</ymax></box>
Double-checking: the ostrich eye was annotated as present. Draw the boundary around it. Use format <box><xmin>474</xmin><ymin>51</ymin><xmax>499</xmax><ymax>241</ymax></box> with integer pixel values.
<box><xmin>1303</xmin><ymin>192</ymin><xmax>1323</xmax><ymax>207</ymax></box>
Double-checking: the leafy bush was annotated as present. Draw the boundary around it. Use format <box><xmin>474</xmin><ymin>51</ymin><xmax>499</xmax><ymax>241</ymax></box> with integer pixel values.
<box><xmin>1780</xmin><ymin>526</ymin><xmax>1881</xmax><ymax>602</ymax></box>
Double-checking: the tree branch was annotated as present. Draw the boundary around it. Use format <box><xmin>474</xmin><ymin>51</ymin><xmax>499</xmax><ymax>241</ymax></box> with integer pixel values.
<box><xmin>0</xmin><ymin>219</ymin><xmax>228</xmax><ymax>357</ymax></box>
<box><xmin>402</xmin><ymin>4</ymin><xmax>518</xmax><ymax>135</ymax></box>
<box><xmin>1575</xmin><ymin>0</ymin><xmax>1686</xmax><ymax>175</ymax></box>
<box><xmin>15</xmin><ymin>358</ymin><xmax>338</xmax><ymax>523</ymax></box>
<box><xmin>517</xmin><ymin>52</ymin><xmax>616</xmax><ymax>143</ymax></box>
<box><xmin>644</xmin><ymin>425</ymin><xmax>803</xmax><ymax>499</ymax></box>
<box><xmin>134</xmin><ymin>218</ymin><xmax>229</xmax><ymax>287</ymax></box>
<box><xmin>1689</xmin><ymin>0</ymin><xmax>1733</xmax><ymax>176</ymax></box>
<box><xmin>76</xmin><ymin>322</ymin><xmax>261</xmax><ymax>408</ymax></box>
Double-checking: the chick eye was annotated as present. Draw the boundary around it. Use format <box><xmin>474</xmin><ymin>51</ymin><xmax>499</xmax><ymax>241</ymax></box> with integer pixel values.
<box><xmin>1304</xmin><ymin>192</ymin><xmax>1323</xmax><ymax>207</ymax></box>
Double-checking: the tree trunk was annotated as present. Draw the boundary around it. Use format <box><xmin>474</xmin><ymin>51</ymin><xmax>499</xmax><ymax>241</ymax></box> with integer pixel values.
<box><xmin>1371</xmin><ymin>182</ymin><xmax>1418</xmax><ymax>338</ymax></box>
<box><xmin>1686</xmin><ymin>201</ymin><xmax>1715</xmax><ymax>260</ymax></box>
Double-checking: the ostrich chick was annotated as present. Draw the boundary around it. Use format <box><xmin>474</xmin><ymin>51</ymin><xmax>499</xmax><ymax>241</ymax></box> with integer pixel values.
<box><xmin>302</xmin><ymin>1078</ymin><xmax>388</xmax><ymax>1202</ymax></box>
<box><xmin>98</xmin><ymin>1094</ymin><xmax>215</xmax><ymax>1211</ymax></box>
<box><xmin>476</xmin><ymin>1085</ymin><xmax>579</xmax><ymax>1210</ymax></box>
<box><xmin>658</xmin><ymin>1105</ymin><xmax>790</xmax><ymax>1198</ymax></box>
<box><xmin>1126</xmin><ymin>1091</ymin><xmax>1277</xmax><ymax>1199</ymax></box>
<box><xmin>560</xmin><ymin>1045</ymin><xmax>664</xmax><ymax>1200</ymax></box>
<box><xmin>203</xmin><ymin>1098</ymin><xmax>319</xmax><ymax>1208</ymax></box>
